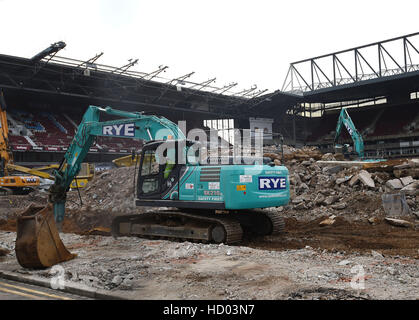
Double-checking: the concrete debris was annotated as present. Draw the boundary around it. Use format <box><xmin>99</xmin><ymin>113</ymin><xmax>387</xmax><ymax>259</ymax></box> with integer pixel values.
<box><xmin>263</xmin><ymin>146</ymin><xmax>419</xmax><ymax>222</ymax></box>
<box><xmin>323</xmin><ymin>196</ymin><xmax>338</xmax><ymax>206</ymax></box>
<box><xmin>349</xmin><ymin>174</ymin><xmax>360</xmax><ymax>187</ymax></box>
<box><xmin>400</xmin><ymin>181</ymin><xmax>419</xmax><ymax>195</ymax></box>
<box><xmin>319</xmin><ymin>217</ymin><xmax>335</xmax><ymax>226</ymax></box>
<box><xmin>323</xmin><ymin>165</ymin><xmax>343</xmax><ymax>174</ymax></box>
<box><xmin>386</xmin><ymin>179</ymin><xmax>403</xmax><ymax>190</ymax></box>
<box><xmin>371</xmin><ymin>250</ymin><xmax>384</xmax><ymax>259</ymax></box>
<box><xmin>408</xmin><ymin>159</ymin><xmax>419</xmax><ymax>168</ymax></box>
<box><xmin>394</xmin><ymin>168</ymin><xmax>419</xmax><ymax>179</ymax></box>
<box><xmin>338</xmin><ymin>259</ymin><xmax>352</xmax><ymax>266</ymax></box>
<box><xmin>400</xmin><ymin>176</ymin><xmax>414</xmax><ymax>187</ymax></box>
<box><xmin>331</xmin><ymin>202</ymin><xmax>347</xmax><ymax>210</ymax></box>
<box><xmin>321</xmin><ymin>153</ymin><xmax>336</xmax><ymax>161</ymax></box>
<box><xmin>358</xmin><ymin>170</ymin><xmax>375</xmax><ymax>188</ymax></box>
<box><xmin>335</xmin><ymin>176</ymin><xmax>352</xmax><ymax>185</ymax></box>
<box><xmin>384</xmin><ymin>218</ymin><xmax>414</xmax><ymax>228</ymax></box>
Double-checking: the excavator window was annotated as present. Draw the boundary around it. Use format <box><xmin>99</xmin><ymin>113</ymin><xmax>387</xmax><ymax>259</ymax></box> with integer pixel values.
<box><xmin>140</xmin><ymin>149</ymin><xmax>160</xmax><ymax>194</ymax></box>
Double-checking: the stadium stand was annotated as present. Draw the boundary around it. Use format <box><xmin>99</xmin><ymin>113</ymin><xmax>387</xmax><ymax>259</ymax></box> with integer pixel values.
<box><xmin>370</xmin><ymin>104</ymin><xmax>418</xmax><ymax>137</ymax></box>
<box><xmin>306</xmin><ymin>102</ymin><xmax>419</xmax><ymax>143</ymax></box>
<box><xmin>7</xmin><ymin>107</ymin><xmax>143</xmax><ymax>153</ymax></box>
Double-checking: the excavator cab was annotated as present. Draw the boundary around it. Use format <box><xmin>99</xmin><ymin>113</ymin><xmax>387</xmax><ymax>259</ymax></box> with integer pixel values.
<box><xmin>137</xmin><ymin>140</ymin><xmax>183</xmax><ymax>200</ymax></box>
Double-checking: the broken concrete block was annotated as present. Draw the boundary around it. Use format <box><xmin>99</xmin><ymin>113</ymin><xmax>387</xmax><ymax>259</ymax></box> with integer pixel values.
<box><xmin>358</xmin><ymin>170</ymin><xmax>375</xmax><ymax>188</ymax></box>
<box><xmin>112</xmin><ymin>275</ymin><xmax>123</xmax><ymax>286</ymax></box>
<box><xmin>323</xmin><ymin>195</ymin><xmax>339</xmax><ymax>205</ymax></box>
<box><xmin>386</xmin><ymin>179</ymin><xmax>403</xmax><ymax>190</ymax></box>
<box><xmin>394</xmin><ymin>168</ymin><xmax>419</xmax><ymax>178</ymax></box>
<box><xmin>299</xmin><ymin>182</ymin><xmax>309</xmax><ymax>190</ymax></box>
<box><xmin>349</xmin><ymin>174</ymin><xmax>360</xmax><ymax>187</ymax></box>
<box><xmin>371</xmin><ymin>250</ymin><xmax>384</xmax><ymax>259</ymax></box>
<box><xmin>408</xmin><ymin>158</ymin><xmax>419</xmax><ymax>168</ymax></box>
<box><xmin>294</xmin><ymin>202</ymin><xmax>306</xmax><ymax>210</ymax></box>
<box><xmin>384</xmin><ymin>217</ymin><xmax>413</xmax><ymax>228</ymax></box>
<box><xmin>400</xmin><ymin>181</ymin><xmax>419</xmax><ymax>195</ymax></box>
<box><xmin>323</xmin><ymin>165</ymin><xmax>343</xmax><ymax>175</ymax></box>
<box><xmin>331</xmin><ymin>202</ymin><xmax>347</xmax><ymax>210</ymax></box>
<box><xmin>336</xmin><ymin>175</ymin><xmax>353</xmax><ymax>185</ymax></box>
<box><xmin>319</xmin><ymin>218</ymin><xmax>335</xmax><ymax>226</ymax></box>
<box><xmin>338</xmin><ymin>259</ymin><xmax>352</xmax><ymax>266</ymax></box>
<box><xmin>400</xmin><ymin>176</ymin><xmax>414</xmax><ymax>186</ymax></box>
<box><xmin>321</xmin><ymin>153</ymin><xmax>336</xmax><ymax>161</ymax></box>
<box><xmin>292</xmin><ymin>197</ymin><xmax>304</xmax><ymax>204</ymax></box>
<box><xmin>394</xmin><ymin>163</ymin><xmax>410</xmax><ymax>170</ymax></box>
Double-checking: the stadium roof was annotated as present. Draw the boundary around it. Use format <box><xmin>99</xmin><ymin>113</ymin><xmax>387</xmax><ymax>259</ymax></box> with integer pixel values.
<box><xmin>0</xmin><ymin>47</ymin><xmax>267</xmax><ymax>119</ymax></box>
<box><xmin>251</xmin><ymin>32</ymin><xmax>419</xmax><ymax>114</ymax></box>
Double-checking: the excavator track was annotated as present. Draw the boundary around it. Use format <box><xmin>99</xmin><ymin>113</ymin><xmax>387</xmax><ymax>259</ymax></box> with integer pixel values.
<box><xmin>111</xmin><ymin>209</ymin><xmax>284</xmax><ymax>244</ymax></box>
<box><xmin>112</xmin><ymin>210</ymin><xmax>243</xmax><ymax>244</ymax></box>
<box><xmin>232</xmin><ymin>209</ymin><xmax>285</xmax><ymax>236</ymax></box>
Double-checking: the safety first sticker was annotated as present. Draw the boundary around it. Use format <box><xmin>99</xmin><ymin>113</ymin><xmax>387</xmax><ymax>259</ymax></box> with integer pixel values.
<box><xmin>236</xmin><ymin>185</ymin><xmax>246</xmax><ymax>191</ymax></box>
<box><xmin>239</xmin><ymin>175</ymin><xmax>252</xmax><ymax>183</ymax></box>
<box><xmin>209</xmin><ymin>182</ymin><xmax>220</xmax><ymax>190</ymax></box>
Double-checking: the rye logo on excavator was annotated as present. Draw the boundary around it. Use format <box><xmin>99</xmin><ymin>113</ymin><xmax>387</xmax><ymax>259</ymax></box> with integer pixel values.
<box><xmin>102</xmin><ymin>123</ymin><xmax>135</xmax><ymax>137</ymax></box>
<box><xmin>258</xmin><ymin>177</ymin><xmax>287</xmax><ymax>190</ymax></box>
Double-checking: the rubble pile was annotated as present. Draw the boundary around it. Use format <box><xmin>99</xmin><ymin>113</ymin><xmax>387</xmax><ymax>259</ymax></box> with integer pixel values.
<box><xmin>263</xmin><ymin>147</ymin><xmax>419</xmax><ymax>221</ymax></box>
<box><xmin>65</xmin><ymin>167</ymin><xmax>149</xmax><ymax>231</ymax></box>
<box><xmin>264</xmin><ymin>145</ymin><xmax>323</xmax><ymax>162</ymax></box>
<box><xmin>0</xmin><ymin>146</ymin><xmax>418</xmax><ymax>233</ymax></box>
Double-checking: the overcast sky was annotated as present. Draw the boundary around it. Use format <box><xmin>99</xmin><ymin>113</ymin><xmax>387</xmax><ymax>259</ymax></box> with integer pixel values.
<box><xmin>1</xmin><ymin>0</ymin><xmax>419</xmax><ymax>94</ymax></box>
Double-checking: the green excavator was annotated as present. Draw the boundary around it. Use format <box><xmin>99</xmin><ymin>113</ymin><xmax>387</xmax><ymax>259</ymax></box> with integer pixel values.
<box><xmin>15</xmin><ymin>105</ymin><xmax>290</xmax><ymax>268</ymax></box>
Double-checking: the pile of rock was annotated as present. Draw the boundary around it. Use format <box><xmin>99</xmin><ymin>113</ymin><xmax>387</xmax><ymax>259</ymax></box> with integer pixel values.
<box><xmin>262</xmin><ymin>147</ymin><xmax>419</xmax><ymax>221</ymax></box>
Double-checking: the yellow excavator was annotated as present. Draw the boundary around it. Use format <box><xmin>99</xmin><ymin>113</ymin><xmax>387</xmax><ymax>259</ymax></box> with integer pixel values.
<box><xmin>0</xmin><ymin>90</ymin><xmax>41</xmax><ymax>194</ymax></box>
<box><xmin>112</xmin><ymin>154</ymin><xmax>140</xmax><ymax>167</ymax></box>
<box><xmin>0</xmin><ymin>89</ymin><xmax>94</xmax><ymax>192</ymax></box>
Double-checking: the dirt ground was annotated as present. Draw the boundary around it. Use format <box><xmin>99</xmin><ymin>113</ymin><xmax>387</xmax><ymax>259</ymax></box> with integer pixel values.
<box><xmin>1</xmin><ymin>213</ymin><xmax>418</xmax><ymax>259</ymax></box>
<box><xmin>0</xmin><ymin>230</ymin><xmax>418</xmax><ymax>300</ymax></box>
<box><xmin>0</xmin><ymin>208</ymin><xmax>418</xmax><ymax>300</ymax></box>
<box><xmin>245</xmin><ymin>216</ymin><xmax>419</xmax><ymax>259</ymax></box>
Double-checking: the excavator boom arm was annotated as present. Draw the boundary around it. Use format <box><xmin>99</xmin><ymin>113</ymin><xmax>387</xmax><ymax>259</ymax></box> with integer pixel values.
<box><xmin>334</xmin><ymin>108</ymin><xmax>364</xmax><ymax>158</ymax></box>
<box><xmin>0</xmin><ymin>90</ymin><xmax>13</xmax><ymax>175</ymax></box>
<box><xmin>16</xmin><ymin>104</ymin><xmax>185</xmax><ymax>269</ymax></box>
<box><xmin>51</xmin><ymin>105</ymin><xmax>185</xmax><ymax>222</ymax></box>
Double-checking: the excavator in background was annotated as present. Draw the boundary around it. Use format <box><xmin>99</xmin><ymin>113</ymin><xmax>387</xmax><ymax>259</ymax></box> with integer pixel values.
<box><xmin>15</xmin><ymin>105</ymin><xmax>290</xmax><ymax>269</ymax></box>
<box><xmin>0</xmin><ymin>89</ymin><xmax>94</xmax><ymax>192</ymax></box>
<box><xmin>112</xmin><ymin>153</ymin><xmax>140</xmax><ymax>167</ymax></box>
<box><xmin>0</xmin><ymin>90</ymin><xmax>41</xmax><ymax>194</ymax></box>
<box><xmin>334</xmin><ymin>107</ymin><xmax>365</xmax><ymax>160</ymax></box>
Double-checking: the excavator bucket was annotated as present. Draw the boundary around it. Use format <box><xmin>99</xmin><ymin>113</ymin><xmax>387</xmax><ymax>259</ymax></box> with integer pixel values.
<box><xmin>15</xmin><ymin>204</ymin><xmax>76</xmax><ymax>269</ymax></box>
